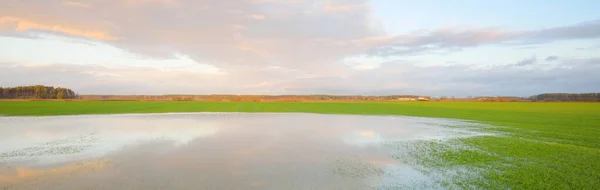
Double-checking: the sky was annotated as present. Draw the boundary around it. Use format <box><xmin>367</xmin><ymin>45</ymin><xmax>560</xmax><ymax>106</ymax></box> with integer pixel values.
<box><xmin>0</xmin><ymin>0</ymin><xmax>599</xmax><ymax>97</ymax></box>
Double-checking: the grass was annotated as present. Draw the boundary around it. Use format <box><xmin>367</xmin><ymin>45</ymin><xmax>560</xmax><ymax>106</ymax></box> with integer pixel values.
<box><xmin>1</xmin><ymin>101</ymin><xmax>599</xmax><ymax>188</ymax></box>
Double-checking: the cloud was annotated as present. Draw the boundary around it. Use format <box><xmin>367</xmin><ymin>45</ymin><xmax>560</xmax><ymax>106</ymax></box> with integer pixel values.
<box><xmin>2</xmin><ymin>1</ymin><xmax>597</xmax><ymax>63</ymax></box>
<box><xmin>62</xmin><ymin>1</ymin><xmax>90</xmax><ymax>8</ymax></box>
<box><xmin>277</xmin><ymin>57</ymin><xmax>600</xmax><ymax>96</ymax></box>
<box><xmin>576</xmin><ymin>44</ymin><xmax>600</xmax><ymax>51</ymax></box>
<box><xmin>0</xmin><ymin>0</ymin><xmax>375</xmax><ymax>70</ymax></box>
<box><xmin>514</xmin><ymin>57</ymin><xmax>537</xmax><ymax>67</ymax></box>
<box><xmin>0</xmin><ymin>17</ymin><xmax>117</xmax><ymax>41</ymax></box>
<box><xmin>0</xmin><ymin>62</ymin><xmax>231</xmax><ymax>95</ymax></box>
<box><xmin>323</xmin><ymin>1</ymin><xmax>367</xmax><ymax>13</ymax></box>
<box><xmin>1</xmin><ymin>1</ymin><xmax>598</xmax><ymax>96</ymax></box>
<box><xmin>2</xmin><ymin>57</ymin><xmax>598</xmax><ymax>96</ymax></box>
<box><xmin>246</xmin><ymin>0</ymin><xmax>300</xmax><ymax>4</ymax></box>
<box><xmin>364</xmin><ymin>20</ymin><xmax>600</xmax><ymax>57</ymax></box>
<box><xmin>545</xmin><ymin>56</ymin><xmax>559</xmax><ymax>61</ymax></box>
<box><xmin>121</xmin><ymin>0</ymin><xmax>181</xmax><ymax>6</ymax></box>
<box><xmin>356</xmin><ymin>57</ymin><xmax>600</xmax><ymax>96</ymax></box>
<box><xmin>525</xmin><ymin>20</ymin><xmax>600</xmax><ymax>42</ymax></box>
<box><xmin>363</xmin><ymin>28</ymin><xmax>519</xmax><ymax>57</ymax></box>
<box><xmin>247</xmin><ymin>14</ymin><xmax>266</xmax><ymax>20</ymax></box>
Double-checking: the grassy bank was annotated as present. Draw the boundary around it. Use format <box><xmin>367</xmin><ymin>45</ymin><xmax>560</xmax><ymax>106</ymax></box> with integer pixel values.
<box><xmin>1</xmin><ymin>101</ymin><xmax>599</xmax><ymax>188</ymax></box>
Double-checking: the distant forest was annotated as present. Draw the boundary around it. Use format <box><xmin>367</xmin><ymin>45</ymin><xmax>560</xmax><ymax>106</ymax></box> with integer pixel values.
<box><xmin>1</xmin><ymin>85</ymin><xmax>598</xmax><ymax>101</ymax></box>
<box><xmin>530</xmin><ymin>93</ymin><xmax>600</xmax><ymax>102</ymax></box>
<box><xmin>0</xmin><ymin>85</ymin><xmax>77</xmax><ymax>99</ymax></box>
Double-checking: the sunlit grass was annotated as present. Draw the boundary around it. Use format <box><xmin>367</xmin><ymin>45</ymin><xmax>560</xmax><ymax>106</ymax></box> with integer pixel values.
<box><xmin>0</xmin><ymin>101</ymin><xmax>599</xmax><ymax>188</ymax></box>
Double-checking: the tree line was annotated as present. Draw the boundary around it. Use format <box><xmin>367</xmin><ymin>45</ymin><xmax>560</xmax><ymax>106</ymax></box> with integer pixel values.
<box><xmin>0</xmin><ymin>85</ymin><xmax>77</xmax><ymax>99</ymax></box>
<box><xmin>530</xmin><ymin>93</ymin><xmax>600</xmax><ymax>102</ymax></box>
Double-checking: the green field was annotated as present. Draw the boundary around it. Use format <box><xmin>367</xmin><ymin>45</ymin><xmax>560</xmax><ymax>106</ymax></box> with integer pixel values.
<box><xmin>1</xmin><ymin>101</ymin><xmax>599</xmax><ymax>189</ymax></box>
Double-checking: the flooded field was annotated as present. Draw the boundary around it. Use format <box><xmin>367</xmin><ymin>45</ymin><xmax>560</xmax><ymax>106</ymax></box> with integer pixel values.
<box><xmin>0</xmin><ymin>113</ymin><xmax>488</xmax><ymax>189</ymax></box>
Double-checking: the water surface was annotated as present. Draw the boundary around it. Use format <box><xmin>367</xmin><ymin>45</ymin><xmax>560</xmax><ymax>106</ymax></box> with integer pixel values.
<box><xmin>0</xmin><ymin>113</ymin><xmax>484</xmax><ymax>189</ymax></box>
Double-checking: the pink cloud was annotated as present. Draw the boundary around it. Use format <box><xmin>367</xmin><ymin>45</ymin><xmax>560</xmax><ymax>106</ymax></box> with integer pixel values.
<box><xmin>0</xmin><ymin>17</ymin><xmax>117</xmax><ymax>41</ymax></box>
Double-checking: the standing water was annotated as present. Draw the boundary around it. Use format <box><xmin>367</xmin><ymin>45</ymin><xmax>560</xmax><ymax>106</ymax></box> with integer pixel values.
<box><xmin>0</xmin><ymin>113</ymin><xmax>486</xmax><ymax>189</ymax></box>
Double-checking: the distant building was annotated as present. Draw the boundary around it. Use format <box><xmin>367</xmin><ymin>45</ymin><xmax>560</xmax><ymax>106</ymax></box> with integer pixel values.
<box><xmin>417</xmin><ymin>97</ymin><xmax>430</xmax><ymax>101</ymax></box>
